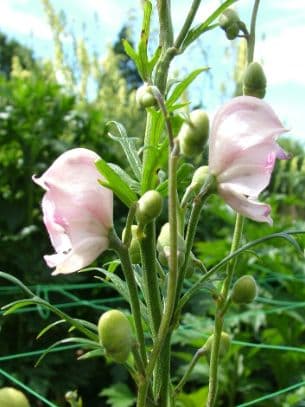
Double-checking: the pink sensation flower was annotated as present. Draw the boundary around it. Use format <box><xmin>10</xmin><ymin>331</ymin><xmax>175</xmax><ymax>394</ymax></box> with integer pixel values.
<box><xmin>208</xmin><ymin>96</ymin><xmax>289</xmax><ymax>224</ymax></box>
<box><xmin>33</xmin><ymin>148</ymin><xmax>113</xmax><ymax>275</ymax></box>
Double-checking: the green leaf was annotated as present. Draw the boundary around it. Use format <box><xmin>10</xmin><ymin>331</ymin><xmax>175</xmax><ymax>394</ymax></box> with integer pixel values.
<box><xmin>0</xmin><ymin>271</ymin><xmax>35</xmax><ymax>297</ymax></box>
<box><xmin>108</xmin><ymin>163</ymin><xmax>140</xmax><ymax>194</ymax></box>
<box><xmin>77</xmin><ymin>348</ymin><xmax>105</xmax><ymax>360</ymax></box>
<box><xmin>35</xmin><ymin>337</ymin><xmax>101</xmax><ymax>366</ymax></box>
<box><xmin>122</xmin><ymin>39</ymin><xmax>139</xmax><ymax>65</ymax></box>
<box><xmin>100</xmin><ymin>383</ymin><xmax>136</xmax><ymax>407</ymax></box>
<box><xmin>96</xmin><ymin>159</ymin><xmax>138</xmax><ymax>207</ymax></box>
<box><xmin>36</xmin><ymin>319</ymin><xmax>67</xmax><ymax>339</ymax></box>
<box><xmin>166</xmin><ymin>68</ymin><xmax>209</xmax><ymax>107</ymax></box>
<box><xmin>181</xmin><ymin>0</ymin><xmax>237</xmax><ymax>50</ymax></box>
<box><xmin>2</xmin><ymin>297</ymin><xmax>98</xmax><ymax>341</ymax></box>
<box><xmin>107</xmin><ymin>121</ymin><xmax>142</xmax><ymax>181</ymax></box>
<box><xmin>94</xmin><ymin>268</ymin><xmax>130</xmax><ymax>302</ymax></box>
<box><xmin>94</xmin><ymin>268</ymin><xmax>148</xmax><ymax>322</ymax></box>
<box><xmin>148</xmin><ymin>46</ymin><xmax>162</xmax><ymax>75</ymax></box>
<box><xmin>137</xmin><ymin>0</ymin><xmax>153</xmax><ymax>80</ymax></box>
<box><xmin>157</xmin><ymin>163</ymin><xmax>194</xmax><ymax>196</ymax></box>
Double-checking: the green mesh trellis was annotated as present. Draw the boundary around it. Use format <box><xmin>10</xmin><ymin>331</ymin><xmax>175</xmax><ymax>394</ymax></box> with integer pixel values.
<box><xmin>1</xmin><ymin>281</ymin><xmax>305</xmax><ymax>406</ymax></box>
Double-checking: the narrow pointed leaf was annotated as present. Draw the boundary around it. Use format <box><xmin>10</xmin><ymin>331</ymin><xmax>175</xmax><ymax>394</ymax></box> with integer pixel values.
<box><xmin>96</xmin><ymin>158</ymin><xmax>138</xmax><ymax>207</ymax></box>
<box><xmin>166</xmin><ymin>68</ymin><xmax>208</xmax><ymax>107</ymax></box>
<box><xmin>107</xmin><ymin>121</ymin><xmax>142</xmax><ymax>180</ymax></box>
<box><xmin>35</xmin><ymin>337</ymin><xmax>101</xmax><ymax>366</ymax></box>
<box><xmin>77</xmin><ymin>348</ymin><xmax>105</xmax><ymax>360</ymax></box>
<box><xmin>182</xmin><ymin>0</ymin><xmax>237</xmax><ymax>50</ymax></box>
<box><xmin>0</xmin><ymin>271</ymin><xmax>35</xmax><ymax>297</ymax></box>
<box><xmin>108</xmin><ymin>163</ymin><xmax>140</xmax><ymax>194</ymax></box>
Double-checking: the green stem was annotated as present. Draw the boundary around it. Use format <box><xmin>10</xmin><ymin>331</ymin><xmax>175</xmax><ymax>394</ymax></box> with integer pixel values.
<box><xmin>174</xmin><ymin>0</ymin><xmax>202</xmax><ymax>49</ymax></box>
<box><xmin>206</xmin><ymin>214</ymin><xmax>244</xmax><ymax>407</ymax></box>
<box><xmin>123</xmin><ymin>203</ymin><xmax>137</xmax><ymax>247</ymax></box>
<box><xmin>109</xmin><ymin>230</ymin><xmax>147</xmax><ymax>367</ymax></box>
<box><xmin>154</xmin><ymin>0</ymin><xmax>174</xmax><ymax>93</ymax></box>
<box><xmin>141</xmin><ymin>111</ymin><xmax>154</xmax><ymax>194</ymax></box>
<box><xmin>175</xmin><ymin>177</ymin><xmax>214</xmax><ymax>312</ymax></box>
<box><xmin>137</xmin><ymin>141</ymin><xmax>180</xmax><ymax>407</ymax></box>
<box><xmin>247</xmin><ymin>0</ymin><xmax>260</xmax><ymax>64</ymax></box>
<box><xmin>139</xmin><ymin>221</ymin><xmax>162</xmax><ymax>337</ymax></box>
<box><xmin>174</xmin><ymin>346</ymin><xmax>205</xmax><ymax>396</ymax></box>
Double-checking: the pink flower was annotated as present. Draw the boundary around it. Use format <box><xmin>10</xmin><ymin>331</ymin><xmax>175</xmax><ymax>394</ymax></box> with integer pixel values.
<box><xmin>208</xmin><ymin>96</ymin><xmax>289</xmax><ymax>224</ymax></box>
<box><xmin>33</xmin><ymin>148</ymin><xmax>113</xmax><ymax>275</ymax></box>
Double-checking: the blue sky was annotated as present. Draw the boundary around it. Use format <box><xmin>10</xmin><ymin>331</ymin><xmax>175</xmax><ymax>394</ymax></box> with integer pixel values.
<box><xmin>1</xmin><ymin>0</ymin><xmax>304</xmax><ymax>141</ymax></box>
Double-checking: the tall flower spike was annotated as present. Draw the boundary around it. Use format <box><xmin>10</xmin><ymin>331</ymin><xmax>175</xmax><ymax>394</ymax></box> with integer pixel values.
<box><xmin>33</xmin><ymin>148</ymin><xmax>113</xmax><ymax>275</ymax></box>
<box><xmin>208</xmin><ymin>96</ymin><xmax>289</xmax><ymax>224</ymax></box>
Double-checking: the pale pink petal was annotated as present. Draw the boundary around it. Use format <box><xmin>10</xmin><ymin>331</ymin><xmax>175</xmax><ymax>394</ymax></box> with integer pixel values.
<box><xmin>41</xmin><ymin>194</ymin><xmax>71</xmax><ymax>253</ymax></box>
<box><xmin>33</xmin><ymin>148</ymin><xmax>113</xmax><ymax>274</ymax></box>
<box><xmin>44</xmin><ymin>236</ymin><xmax>109</xmax><ymax>275</ymax></box>
<box><xmin>219</xmin><ymin>184</ymin><xmax>273</xmax><ymax>224</ymax></box>
<box><xmin>209</xmin><ymin>96</ymin><xmax>287</xmax><ymax>175</ymax></box>
<box><xmin>208</xmin><ymin>96</ymin><xmax>289</xmax><ymax>223</ymax></box>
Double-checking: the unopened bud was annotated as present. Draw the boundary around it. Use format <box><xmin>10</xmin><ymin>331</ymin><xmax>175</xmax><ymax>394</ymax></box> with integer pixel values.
<box><xmin>136</xmin><ymin>83</ymin><xmax>157</xmax><ymax>108</ymax></box>
<box><xmin>231</xmin><ymin>275</ymin><xmax>258</xmax><ymax>304</ymax></box>
<box><xmin>157</xmin><ymin>223</ymin><xmax>186</xmax><ymax>267</ymax></box>
<box><xmin>0</xmin><ymin>387</ymin><xmax>30</xmax><ymax>407</ymax></box>
<box><xmin>204</xmin><ymin>332</ymin><xmax>231</xmax><ymax>358</ymax></box>
<box><xmin>136</xmin><ymin>190</ymin><xmax>163</xmax><ymax>225</ymax></box>
<box><xmin>98</xmin><ymin>310</ymin><xmax>133</xmax><ymax>363</ymax></box>
<box><xmin>219</xmin><ymin>9</ymin><xmax>240</xmax><ymax>40</ymax></box>
<box><xmin>178</xmin><ymin>110</ymin><xmax>209</xmax><ymax>157</ymax></box>
<box><xmin>122</xmin><ymin>225</ymin><xmax>141</xmax><ymax>264</ymax></box>
<box><xmin>243</xmin><ymin>62</ymin><xmax>267</xmax><ymax>99</ymax></box>
<box><xmin>190</xmin><ymin>166</ymin><xmax>210</xmax><ymax>193</ymax></box>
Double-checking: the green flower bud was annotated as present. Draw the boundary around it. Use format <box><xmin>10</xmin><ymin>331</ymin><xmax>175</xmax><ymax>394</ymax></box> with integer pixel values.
<box><xmin>204</xmin><ymin>332</ymin><xmax>231</xmax><ymax>358</ymax></box>
<box><xmin>219</xmin><ymin>9</ymin><xmax>240</xmax><ymax>40</ymax></box>
<box><xmin>136</xmin><ymin>190</ymin><xmax>163</xmax><ymax>225</ymax></box>
<box><xmin>136</xmin><ymin>83</ymin><xmax>157</xmax><ymax>108</ymax></box>
<box><xmin>178</xmin><ymin>110</ymin><xmax>209</xmax><ymax>158</ymax></box>
<box><xmin>243</xmin><ymin>62</ymin><xmax>267</xmax><ymax>99</ymax></box>
<box><xmin>190</xmin><ymin>166</ymin><xmax>210</xmax><ymax>193</ymax></box>
<box><xmin>122</xmin><ymin>225</ymin><xmax>141</xmax><ymax>263</ymax></box>
<box><xmin>98</xmin><ymin>310</ymin><xmax>133</xmax><ymax>363</ymax></box>
<box><xmin>157</xmin><ymin>223</ymin><xmax>186</xmax><ymax>267</ymax></box>
<box><xmin>0</xmin><ymin>387</ymin><xmax>30</xmax><ymax>407</ymax></box>
<box><xmin>231</xmin><ymin>275</ymin><xmax>258</xmax><ymax>304</ymax></box>
<box><xmin>225</xmin><ymin>22</ymin><xmax>240</xmax><ymax>40</ymax></box>
<box><xmin>219</xmin><ymin>8</ymin><xmax>240</xmax><ymax>29</ymax></box>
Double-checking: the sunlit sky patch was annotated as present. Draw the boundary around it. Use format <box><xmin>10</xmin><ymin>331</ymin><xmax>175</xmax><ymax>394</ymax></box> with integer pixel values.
<box><xmin>1</xmin><ymin>0</ymin><xmax>304</xmax><ymax>141</ymax></box>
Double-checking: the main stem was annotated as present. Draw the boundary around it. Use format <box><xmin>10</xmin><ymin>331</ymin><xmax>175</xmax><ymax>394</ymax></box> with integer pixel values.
<box><xmin>206</xmin><ymin>214</ymin><xmax>244</xmax><ymax>407</ymax></box>
<box><xmin>137</xmin><ymin>142</ymin><xmax>179</xmax><ymax>407</ymax></box>
<box><xmin>109</xmin><ymin>231</ymin><xmax>147</xmax><ymax>367</ymax></box>
<box><xmin>140</xmin><ymin>221</ymin><xmax>162</xmax><ymax>337</ymax></box>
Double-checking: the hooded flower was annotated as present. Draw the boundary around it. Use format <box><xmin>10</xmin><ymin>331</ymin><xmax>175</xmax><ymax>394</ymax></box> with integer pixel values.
<box><xmin>33</xmin><ymin>148</ymin><xmax>113</xmax><ymax>275</ymax></box>
<box><xmin>208</xmin><ymin>96</ymin><xmax>289</xmax><ymax>224</ymax></box>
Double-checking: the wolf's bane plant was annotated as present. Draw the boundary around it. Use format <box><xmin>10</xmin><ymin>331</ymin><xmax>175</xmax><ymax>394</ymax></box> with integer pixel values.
<box><xmin>208</xmin><ymin>96</ymin><xmax>289</xmax><ymax>224</ymax></box>
<box><xmin>98</xmin><ymin>309</ymin><xmax>133</xmax><ymax>364</ymax></box>
<box><xmin>0</xmin><ymin>387</ymin><xmax>30</xmax><ymax>407</ymax></box>
<box><xmin>33</xmin><ymin>148</ymin><xmax>113</xmax><ymax>275</ymax></box>
<box><xmin>2</xmin><ymin>1</ymin><xmax>301</xmax><ymax>407</ymax></box>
